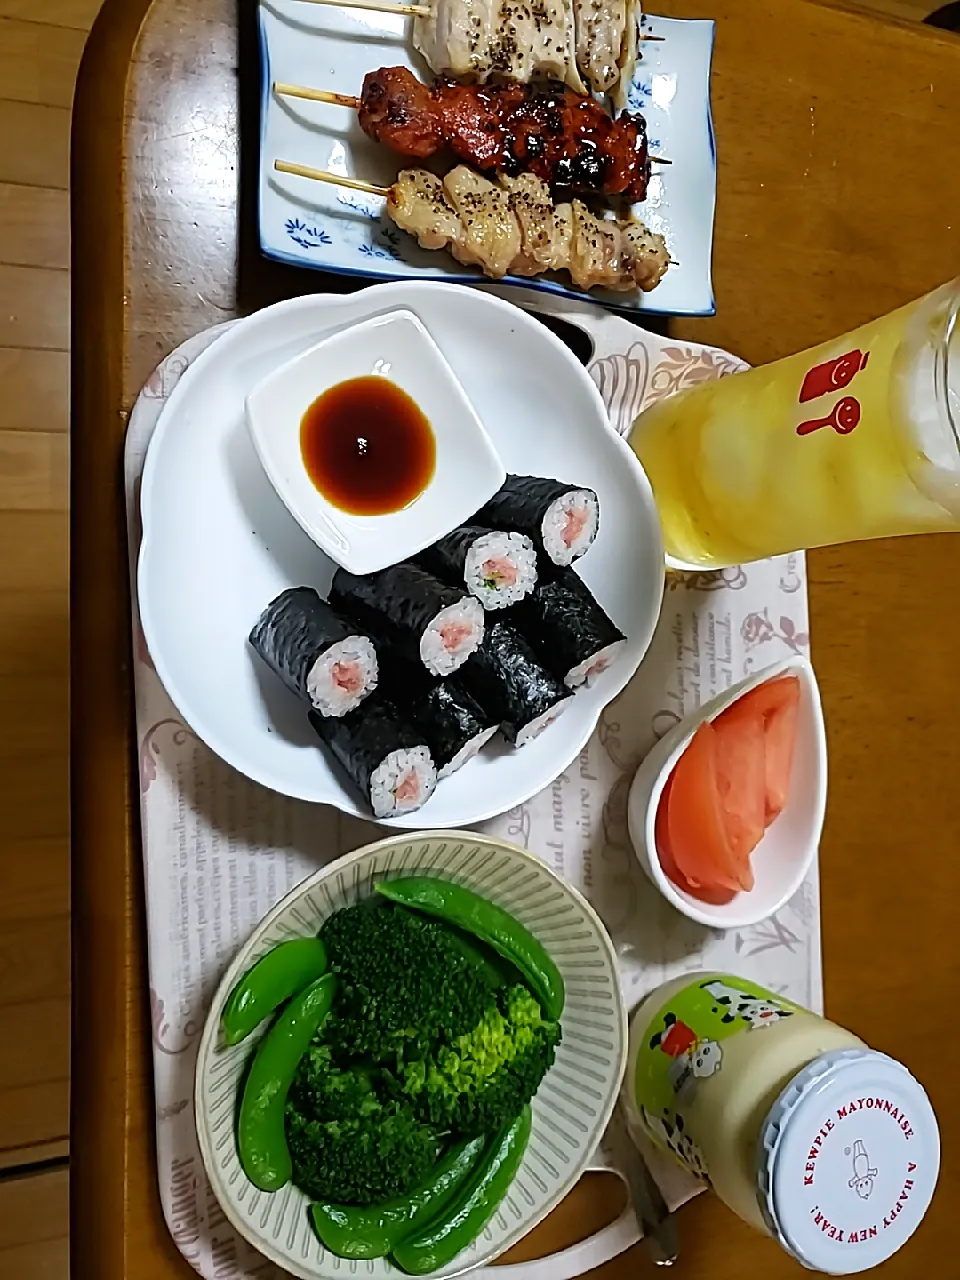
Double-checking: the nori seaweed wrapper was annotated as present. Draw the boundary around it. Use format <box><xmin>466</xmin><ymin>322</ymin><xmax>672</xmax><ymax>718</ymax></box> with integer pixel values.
<box><xmin>249</xmin><ymin>587</ymin><xmax>372</xmax><ymax>702</ymax></box>
<box><xmin>474</xmin><ymin>475</ymin><xmax>596</xmax><ymax>558</ymax></box>
<box><xmin>309</xmin><ymin>697</ymin><xmax>429</xmax><ymax>806</ymax></box>
<box><xmin>415</xmin><ymin>524</ymin><xmax>496</xmax><ymax>586</ymax></box>
<box><xmin>512</xmin><ymin>568</ymin><xmax>625</xmax><ymax>681</ymax></box>
<box><xmin>330</xmin><ymin>564</ymin><xmax>470</xmax><ymax>664</ymax></box>
<box><xmin>382</xmin><ymin>659</ymin><xmax>495</xmax><ymax>770</ymax></box>
<box><xmin>458</xmin><ymin>619</ymin><xmax>570</xmax><ymax>744</ymax></box>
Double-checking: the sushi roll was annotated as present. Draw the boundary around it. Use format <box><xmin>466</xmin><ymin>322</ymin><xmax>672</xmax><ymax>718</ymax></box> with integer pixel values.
<box><xmin>330</xmin><ymin>564</ymin><xmax>484</xmax><ymax>678</ymax></box>
<box><xmin>513</xmin><ymin>568</ymin><xmax>627</xmax><ymax>690</ymax></box>
<box><xmin>459</xmin><ymin>619</ymin><xmax>572</xmax><ymax>747</ymax></box>
<box><xmin>383</xmin><ymin>661</ymin><xmax>498</xmax><ymax>778</ymax></box>
<box><xmin>417</xmin><ymin>525</ymin><xmax>538</xmax><ymax>610</ymax></box>
<box><xmin>476</xmin><ymin>475</ymin><xmax>599</xmax><ymax>567</ymax></box>
<box><xmin>249</xmin><ymin>587</ymin><xmax>378</xmax><ymax>717</ymax></box>
<box><xmin>309</xmin><ymin>699</ymin><xmax>437</xmax><ymax>819</ymax></box>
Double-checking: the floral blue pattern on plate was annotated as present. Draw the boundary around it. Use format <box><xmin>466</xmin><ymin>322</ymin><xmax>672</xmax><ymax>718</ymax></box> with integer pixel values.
<box><xmin>258</xmin><ymin>2</ymin><xmax>716</xmax><ymax>315</ymax></box>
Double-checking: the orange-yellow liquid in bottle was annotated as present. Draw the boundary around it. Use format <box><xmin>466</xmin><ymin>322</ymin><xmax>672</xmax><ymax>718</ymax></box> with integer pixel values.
<box><xmin>630</xmin><ymin>286</ymin><xmax>960</xmax><ymax>568</ymax></box>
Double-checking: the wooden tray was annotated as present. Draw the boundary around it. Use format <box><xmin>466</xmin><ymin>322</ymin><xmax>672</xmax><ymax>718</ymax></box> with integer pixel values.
<box><xmin>71</xmin><ymin>0</ymin><xmax>960</xmax><ymax>1276</ymax></box>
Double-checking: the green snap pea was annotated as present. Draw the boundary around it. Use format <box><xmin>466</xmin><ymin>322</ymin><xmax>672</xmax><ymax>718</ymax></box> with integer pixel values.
<box><xmin>390</xmin><ymin>1106</ymin><xmax>532</xmax><ymax>1275</ymax></box>
<box><xmin>376</xmin><ymin>877</ymin><xmax>564</xmax><ymax>1019</ymax></box>
<box><xmin>309</xmin><ymin>1136</ymin><xmax>486</xmax><ymax>1260</ymax></box>
<box><xmin>221</xmin><ymin>937</ymin><xmax>328</xmax><ymax>1046</ymax></box>
<box><xmin>237</xmin><ymin>972</ymin><xmax>335</xmax><ymax>1192</ymax></box>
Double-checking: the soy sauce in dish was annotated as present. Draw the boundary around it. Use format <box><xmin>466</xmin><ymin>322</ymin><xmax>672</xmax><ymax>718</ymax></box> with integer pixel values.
<box><xmin>301</xmin><ymin>375</ymin><xmax>436</xmax><ymax>516</ymax></box>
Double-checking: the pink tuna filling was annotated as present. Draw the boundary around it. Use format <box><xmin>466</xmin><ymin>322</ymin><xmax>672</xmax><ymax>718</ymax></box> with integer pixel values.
<box><xmin>393</xmin><ymin>771</ymin><xmax>420</xmax><ymax>804</ymax></box>
<box><xmin>440</xmin><ymin>621</ymin><xmax>474</xmax><ymax>652</ymax></box>
<box><xmin>482</xmin><ymin>556</ymin><xmax>518</xmax><ymax>588</ymax></box>
<box><xmin>563</xmin><ymin>505</ymin><xmax>589</xmax><ymax>548</ymax></box>
<box><xmin>332</xmin><ymin>661</ymin><xmax>363</xmax><ymax>695</ymax></box>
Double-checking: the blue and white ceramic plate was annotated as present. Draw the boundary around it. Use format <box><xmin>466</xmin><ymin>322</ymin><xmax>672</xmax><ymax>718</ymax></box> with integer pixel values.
<box><xmin>258</xmin><ymin>3</ymin><xmax>717</xmax><ymax>315</ymax></box>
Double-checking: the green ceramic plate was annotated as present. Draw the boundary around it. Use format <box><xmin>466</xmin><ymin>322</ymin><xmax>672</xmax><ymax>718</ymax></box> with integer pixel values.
<box><xmin>195</xmin><ymin>831</ymin><xmax>627</xmax><ymax>1279</ymax></box>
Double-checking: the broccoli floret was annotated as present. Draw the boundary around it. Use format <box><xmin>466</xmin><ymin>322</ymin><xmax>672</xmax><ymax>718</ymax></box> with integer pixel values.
<box><xmin>396</xmin><ymin>985</ymin><xmax>561</xmax><ymax>1135</ymax></box>
<box><xmin>286</xmin><ymin>1107</ymin><xmax>437</xmax><ymax>1206</ymax></box>
<box><xmin>283</xmin><ymin>905</ymin><xmax>560</xmax><ymax>1201</ymax></box>
<box><xmin>292</xmin><ymin>1043</ymin><xmax>381</xmax><ymax>1120</ymax></box>
<box><xmin>285</xmin><ymin>1043</ymin><xmax>438</xmax><ymax>1205</ymax></box>
<box><xmin>320</xmin><ymin>904</ymin><xmax>494</xmax><ymax>1061</ymax></box>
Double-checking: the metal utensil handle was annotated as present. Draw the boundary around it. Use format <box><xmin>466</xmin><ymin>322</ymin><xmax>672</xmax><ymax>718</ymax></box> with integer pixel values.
<box><xmin>620</xmin><ymin>1129</ymin><xmax>680</xmax><ymax>1266</ymax></box>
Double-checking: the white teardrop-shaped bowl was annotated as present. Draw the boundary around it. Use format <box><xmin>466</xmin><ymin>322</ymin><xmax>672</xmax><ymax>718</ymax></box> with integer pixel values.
<box><xmin>626</xmin><ymin>655</ymin><xmax>827</xmax><ymax>930</ymax></box>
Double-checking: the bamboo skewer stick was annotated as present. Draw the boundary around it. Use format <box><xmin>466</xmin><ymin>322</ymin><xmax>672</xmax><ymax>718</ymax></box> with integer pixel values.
<box><xmin>274</xmin><ymin>159</ymin><xmax>390</xmax><ymax>195</ymax></box>
<box><xmin>272</xmin><ymin>82</ymin><xmax>673</xmax><ymax>163</ymax></box>
<box><xmin>274</xmin><ymin>82</ymin><xmax>361</xmax><ymax>108</ymax></box>
<box><xmin>296</xmin><ymin>0</ymin><xmax>431</xmax><ymax>15</ymax></box>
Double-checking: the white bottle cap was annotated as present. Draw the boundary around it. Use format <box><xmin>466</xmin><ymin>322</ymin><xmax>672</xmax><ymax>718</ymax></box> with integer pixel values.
<box><xmin>756</xmin><ymin>1048</ymin><xmax>939</xmax><ymax>1274</ymax></box>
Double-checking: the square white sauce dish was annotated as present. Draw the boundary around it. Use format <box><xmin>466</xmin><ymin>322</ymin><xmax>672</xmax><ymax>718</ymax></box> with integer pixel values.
<box><xmin>245</xmin><ymin>308</ymin><xmax>506</xmax><ymax>574</ymax></box>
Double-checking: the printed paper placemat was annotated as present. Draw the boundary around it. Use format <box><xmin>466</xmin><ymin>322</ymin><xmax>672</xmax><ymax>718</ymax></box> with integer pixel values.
<box><xmin>126</xmin><ymin>311</ymin><xmax>820</xmax><ymax>1280</ymax></box>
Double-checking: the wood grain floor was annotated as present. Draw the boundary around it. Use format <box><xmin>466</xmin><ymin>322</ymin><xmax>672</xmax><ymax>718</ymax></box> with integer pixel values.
<box><xmin>0</xmin><ymin>0</ymin><xmax>948</xmax><ymax>1273</ymax></box>
<box><xmin>0</xmin><ymin>11</ymin><xmax>78</xmax><ymax>1184</ymax></box>
<box><xmin>0</xmin><ymin>2</ymin><xmax>92</xmax><ymax>1272</ymax></box>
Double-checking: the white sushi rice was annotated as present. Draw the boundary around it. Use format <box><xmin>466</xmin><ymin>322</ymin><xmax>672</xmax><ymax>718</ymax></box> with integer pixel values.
<box><xmin>514</xmin><ymin>699</ymin><xmax>571</xmax><ymax>747</ymax></box>
<box><xmin>306</xmin><ymin>636</ymin><xmax>378</xmax><ymax>717</ymax></box>
<box><xmin>437</xmin><ymin>724</ymin><xmax>499</xmax><ymax>780</ymax></box>
<box><xmin>419</xmin><ymin>597</ymin><xmax>485</xmax><ymax>676</ymax></box>
<box><xmin>541</xmin><ymin>489</ymin><xmax>599</xmax><ymax>566</ymax></box>
<box><xmin>464</xmin><ymin>532</ymin><xmax>538</xmax><ymax>610</ymax></box>
<box><xmin>564</xmin><ymin>638</ymin><xmax>627</xmax><ymax>690</ymax></box>
<box><xmin>369</xmin><ymin>745</ymin><xmax>437</xmax><ymax>818</ymax></box>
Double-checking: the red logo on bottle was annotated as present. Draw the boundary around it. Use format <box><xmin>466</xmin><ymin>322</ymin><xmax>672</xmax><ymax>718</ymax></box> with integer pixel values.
<box><xmin>796</xmin><ymin>396</ymin><xmax>861</xmax><ymax>437</ymax></box>
<box><xmin>799</xmin><ymin>349</ymin><xmax>870</xmax><ymax>403</ymax></box>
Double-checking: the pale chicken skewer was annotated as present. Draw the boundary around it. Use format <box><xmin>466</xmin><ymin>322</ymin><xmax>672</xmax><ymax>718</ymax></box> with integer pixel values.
<box><xmin>274</xmin><ymin>159</ymin><xmax>671</xmax><ymax>293</ymax></box>
<box><xmin>293</xmin><ymin>0</ymin><xmax>656</xmax><ymax>97</ymax></box>
<box><xmin>575</xmin><ymin>0</ymin><xmax>640</xmax><ymax>104</ymax></box>
<box><xmin>414</xmin><ymin>0</ymin><xmax>587</xmax><ymax>92</ymax></box>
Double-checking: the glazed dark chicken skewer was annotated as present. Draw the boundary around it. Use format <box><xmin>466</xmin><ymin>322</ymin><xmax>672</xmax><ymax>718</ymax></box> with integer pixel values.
<box><xmin>276</xmin><ymin>66</ymin><xmax>655</xmax><ymax>203</ymax></box>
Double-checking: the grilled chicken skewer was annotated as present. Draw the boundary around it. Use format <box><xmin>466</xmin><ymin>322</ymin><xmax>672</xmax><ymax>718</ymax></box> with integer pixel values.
<box><xmin>274</xmin><ymin>159</ymin><xmax>671</xmax><ymax>292</ymax></box>
<box><xmin>275</xmin><ymin>67</ymin><xmax>655</xmax><ymax>203</ymax></box>
<box><xmin>293</xmin><ymin>0</ymin><xmax>658</xmax><ymax>98</ymax></box>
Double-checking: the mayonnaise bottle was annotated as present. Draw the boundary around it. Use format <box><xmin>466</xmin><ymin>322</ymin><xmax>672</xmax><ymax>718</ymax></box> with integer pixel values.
<box><xmin>621</xmin><ymin>973</ymin><xmax>939</xmax><ymax>1274</ymax></box>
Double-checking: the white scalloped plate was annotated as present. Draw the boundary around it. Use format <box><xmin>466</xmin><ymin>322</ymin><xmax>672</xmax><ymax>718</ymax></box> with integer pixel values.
<box><xmin>137</xmin><ymin>283</ymin><xmax>665</xmax><ymax>827</ymax></box>
<box><xmin>258</xmin><ymin>4</ymin><xmax>716</xmax><ymax>316</ymax></box>
<box><xmin>194</xmin><ymin>832</ymin><xmax>628</xmax><ymax>1280</ymax></box>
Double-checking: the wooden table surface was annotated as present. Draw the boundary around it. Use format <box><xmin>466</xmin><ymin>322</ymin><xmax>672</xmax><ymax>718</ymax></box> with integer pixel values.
<box><xmin>71</xmin><ymin>1</ymin><xmax>960</xmax><ymax>1276</ymax></box>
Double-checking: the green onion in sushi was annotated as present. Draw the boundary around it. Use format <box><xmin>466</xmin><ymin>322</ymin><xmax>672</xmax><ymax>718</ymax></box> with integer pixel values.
<box><xmin>417</xmin><ymin>525</ymin><xmax>538</xmax><ymax>610</ymax></box>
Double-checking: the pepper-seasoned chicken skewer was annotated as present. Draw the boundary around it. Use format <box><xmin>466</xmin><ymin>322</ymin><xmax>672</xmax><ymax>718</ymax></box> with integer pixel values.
<box><xmin>274</xmin><ymin>159</ymin><xmax>671</xmax><ymax>293</ymax></box>
<box><xmin>275</xmin><ymin>67</ymin><xmax>657</xmax><ymax>203</ymax></box>
<box><xmin>293</xmin><ymin>0</ymin><xmax>660</xmax><ymax>98</ymax></box>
